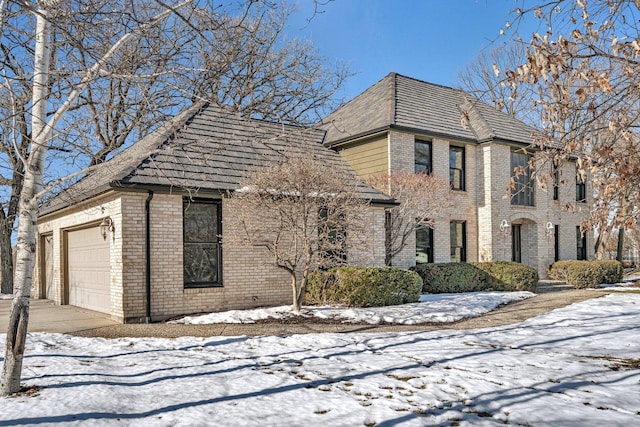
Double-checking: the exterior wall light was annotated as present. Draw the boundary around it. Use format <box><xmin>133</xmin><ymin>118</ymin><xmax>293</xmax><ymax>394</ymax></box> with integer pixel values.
<box><xmin>499</xmin><ymin>219</ymin><xmax>511</xmax><ymax>236</ymax></box>
<box><xmin>100</xmin><ymin>217</ymin><xmax>115</xmax><ymax>240</ymax></box>
<box><xmin>545</xmin><ymin>221</ymin><xmax>554</xmax><ymax>238</ymax></box>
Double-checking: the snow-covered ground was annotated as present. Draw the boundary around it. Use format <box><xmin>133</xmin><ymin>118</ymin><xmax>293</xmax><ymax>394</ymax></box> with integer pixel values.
<box><xmin>171</xmin><ymin>291</ymin><xmax>534</xmax><ymax>325</ymax></box>
<box><xmin>0</xmin><ymin>293</ymin><xmax>639</xmax><ymax>426</ymax></box>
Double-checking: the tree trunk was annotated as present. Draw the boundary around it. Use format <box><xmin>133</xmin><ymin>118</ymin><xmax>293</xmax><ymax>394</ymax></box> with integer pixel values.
<box><xmin>616</xmin><ymin>227</ymin><xmax>625</xmax><ymax>262</ymax></box>
<box><xmin>0</xmin><ymin>216</ymin><xmax>13</xmax><ymax>295</ymax></box>
<box><xmin>290</xmin><ymin>273</ymin><xmax>300</xmax><ymax>312</ymax></box>
<box><xmin>0</xmin><ymin>2</ymin><xmax>52</xmax><ymax>396</ymax></box>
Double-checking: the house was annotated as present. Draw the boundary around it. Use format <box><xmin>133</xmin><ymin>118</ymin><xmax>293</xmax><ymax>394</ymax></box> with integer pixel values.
<box><xmin>319</xmin><ymin>73</ymin><xmax>592</xmax><ymax>276</ymax></box>
<box><xmin>33</xmin><ymin>103</ymin><xmax>391</xmax><ymax>323</ymax></box>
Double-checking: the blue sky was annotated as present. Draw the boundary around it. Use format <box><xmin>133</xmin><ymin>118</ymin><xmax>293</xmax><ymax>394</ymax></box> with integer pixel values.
<box><xmin>290</xmin><ymin>0</ymin><xmax>541</xmax><ymax>102</ymax></box>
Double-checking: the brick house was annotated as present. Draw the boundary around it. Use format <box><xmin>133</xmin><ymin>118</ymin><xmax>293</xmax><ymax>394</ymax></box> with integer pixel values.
<box><xmin>33</xmin><ymin>103</ymin><xmax>391</xmax><ymax>323</ymax></box>
<box><xmin>319</xmin><ymin>73</ymin><xmax>592</xmax><ymax>276</ymax></box>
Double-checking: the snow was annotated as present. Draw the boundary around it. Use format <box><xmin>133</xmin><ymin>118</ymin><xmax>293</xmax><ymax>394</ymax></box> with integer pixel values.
<box><xmin>1</xmin><ymin>293</ymin><xmax>640</xmax><ymax>426</ymax></box>
<box><xmin>171</xmin><ymin>291</ymin><xmax>535</xmax><ymax>325</ymax></box>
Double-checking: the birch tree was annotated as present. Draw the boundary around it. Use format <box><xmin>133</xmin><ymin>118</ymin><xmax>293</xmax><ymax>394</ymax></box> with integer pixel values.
<box><xmin>0</xmin><ymin>0</ymin><xmax>348</xmax><ymax>295</ymax></box>
<box><xmin>0</xmin><ymin>0</ymin><xmax>345</xmax><ymax>395</ymax></box>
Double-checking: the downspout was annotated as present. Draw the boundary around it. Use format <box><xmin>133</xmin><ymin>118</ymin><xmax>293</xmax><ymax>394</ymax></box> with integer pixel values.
<box><xmin>145</xmin><ymin>190</ymin><xmax>154</xmax><ymax>323</ymax></box>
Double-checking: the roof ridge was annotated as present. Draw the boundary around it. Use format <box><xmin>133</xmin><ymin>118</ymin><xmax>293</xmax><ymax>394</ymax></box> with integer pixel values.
<box><xmin>461</xmin><ymin>95</ymin><xmax>495</xmax><ymax>140</ymax></box>
<box><xmin>393</xmin><ymin>72</ymin><xmax>459</xmax><ymax>92</ymax></box>
<box><xmin>111</xmin><ymin>101</ymin><xmax>208</xmax><ymax>184</ymax></box>
<box><xmin>389</xmin><ymin>72</ymin><xmax>398</xmax><ymax>125</ymax></box>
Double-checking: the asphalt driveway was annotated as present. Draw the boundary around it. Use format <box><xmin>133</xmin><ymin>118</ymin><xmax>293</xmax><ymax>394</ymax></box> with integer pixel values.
<box><xmin>0</xmin><ymin>298</ymin><xmax>117</xmax><ymax>334</ymax></box>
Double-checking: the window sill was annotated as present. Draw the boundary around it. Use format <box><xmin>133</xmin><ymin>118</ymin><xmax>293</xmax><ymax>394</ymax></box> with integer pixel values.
<box><xmin>184</xmin><ymin>285</ymin><xmax>224</xmax><ymax>294</ymax></box>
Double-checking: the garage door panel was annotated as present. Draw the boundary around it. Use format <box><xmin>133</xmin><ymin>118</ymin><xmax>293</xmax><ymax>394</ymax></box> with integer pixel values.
<box><xmin>67</xmin><ymin>226</ymin><xmax>111</xmax><ymax>314</ymax></box>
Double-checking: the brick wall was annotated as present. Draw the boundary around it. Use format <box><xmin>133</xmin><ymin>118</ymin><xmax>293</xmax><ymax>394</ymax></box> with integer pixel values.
<box><xmin>479</xmin><ymin>144</ymin><xmax>592</xmax><ymax>276</ymax></box>
<box><xmin>36</xmin><ymin>191</ymin><xmax>388</xmax><ymax>323</ymax></box>
<box><xmin>34</xmin><ymin>192</ymin><xmax>125</xmax><ymax>320</ymax></box>
<box><xmin>345</xmin><ymin>129</ymin><xmax>592</xmax><ymax>277</ymax></box>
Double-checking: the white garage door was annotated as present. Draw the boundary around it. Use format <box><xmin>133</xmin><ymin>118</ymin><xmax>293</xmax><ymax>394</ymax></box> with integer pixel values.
<box><xmin>67</xmin><ymin>226</ymin><xmax>111</xmax><ymax>314</ymax></box>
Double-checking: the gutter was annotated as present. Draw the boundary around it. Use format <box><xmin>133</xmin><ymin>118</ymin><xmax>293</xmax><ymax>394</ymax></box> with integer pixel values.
<box><xmin>145</xmin><ymin>190</ymin><xmax>154</xmax><ymax>323</ymax></box>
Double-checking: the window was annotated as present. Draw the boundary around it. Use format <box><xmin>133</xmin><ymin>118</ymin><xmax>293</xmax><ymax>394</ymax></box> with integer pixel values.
<box><xmin>183</xmin><ymin>199</ymin><xmax>222</xmax><ymax>288</ymax></box>
<box><xmin>416</xmin><ymin>225</ymin><xmax>433</xmax><ymax>264</ymax></box>
<box><xmin>552</xmin><ymin>160</ymin><xmax>559</xmax><ymax>201</ymax></box>
<box><xmin>449</xmin><ymin>145</ymin><xmax>465</xmax><ymax>190</ymax></box>
<box><xmin>511</xmin><ymin>150</ymin><xmax>535</xmax><ymax>206</ymax></box>
<box><xmin>576</xmin><ymin>226</ymin><xmax>587</xmax><ymax>260</ymax></box>
<box><xmin>450</xmin><ymin>221</ymin><xmax>466</xmax><ymax>262</ymax></box>
<box><xmin>415</xmin><ymin>139</ymin><xmax>432</xmax><ymax>174</ymax></box>
<box><xmin>318</xmin><ymin>207</ymin><xmax>347</xmax><ymax>268</ymax></box>
<box><xmin>576</xmin><ymin>169</ymin><xmax>586</xmax><ymax>202</ymax></box>
<box><xmin>554</xmin><ymin>224</ymin><xmax>560</xmax><ymax>262</ymax></box>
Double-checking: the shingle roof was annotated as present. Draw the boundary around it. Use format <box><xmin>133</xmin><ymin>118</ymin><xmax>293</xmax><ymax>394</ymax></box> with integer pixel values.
<box><xmin>320</xmin><ymin>72</ymin><xmax>538</xmax><ymax>146</ymax></box>
<box><xmin>41</xmin><ymin>103</ymin><xmax>394</xmax><ymax>216</ymax></box>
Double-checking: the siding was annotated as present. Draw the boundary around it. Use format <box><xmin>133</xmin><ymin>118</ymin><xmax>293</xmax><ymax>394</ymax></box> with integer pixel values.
<box><xmin>337</xmin><ymin>135</ymin><xmax>389</xmax><ymax>177</ymax></box>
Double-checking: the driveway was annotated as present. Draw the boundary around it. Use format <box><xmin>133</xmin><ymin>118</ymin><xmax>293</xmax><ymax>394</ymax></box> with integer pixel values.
<box><xmin>0</xmin><ymin>298</ymin><xmax>117</xmax><ymax>334</ymax></box>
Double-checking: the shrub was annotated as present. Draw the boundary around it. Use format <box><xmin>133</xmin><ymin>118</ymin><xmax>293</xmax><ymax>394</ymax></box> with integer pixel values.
<box><xmin>471</xmin><ymin>261</ymin><xmax>539</xmax><ymax>292</ymax></box>
<box><xmin>412</xmin><ymin>262</ymin><xmax>538</xmax><ymax>293</ymax></box>
<box><xmin>306</xmin><ymin>266</ymin><xmax>422</xmax><ymax>307</ymax></box>
<box><xmin>548</xmin><ymin>260</ymin><xmax>622</xmax><ymax>288</ymax></box>
<box><xmin>411</xmin><ymin>263</ymin><xmax>487</xmax><ymax>293</ymax></box>
<box><xmin>592</xmin><ymin>260</ymin><xmax>624</xmax><ymax>284</ymax></box>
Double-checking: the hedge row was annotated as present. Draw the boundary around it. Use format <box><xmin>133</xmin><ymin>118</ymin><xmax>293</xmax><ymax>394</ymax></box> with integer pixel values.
<box><xmin>411</xmin><ymin>261</ymin><xmax>539</xmax><ymax>293</ymax></box>
<box><xmin>548</xmin><ymin>260</ymin><xmax>623</xmax><ymax>288</ymax></box>
<box><xmin>306</xmin><ymin>266</ymin><xmax>422</xmax><ymax>307</ymax></box>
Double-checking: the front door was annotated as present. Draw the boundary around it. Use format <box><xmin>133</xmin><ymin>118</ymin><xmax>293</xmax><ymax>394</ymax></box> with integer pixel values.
<box><xmin>512</xmin><ymin>224</ymin><xmax>522</xmax><ymax>263</ymax></box>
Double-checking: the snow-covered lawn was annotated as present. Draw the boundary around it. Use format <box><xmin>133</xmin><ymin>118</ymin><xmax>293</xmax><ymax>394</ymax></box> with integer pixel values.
<box><xmin>171</xmin><ymin>291</ymin><xmax>535</xmax><ymax>325</ymax></box>
<box><xmin>0</xmin><ymin>293</ymin><xmax>639</xmax><ymax>426</ymax></box>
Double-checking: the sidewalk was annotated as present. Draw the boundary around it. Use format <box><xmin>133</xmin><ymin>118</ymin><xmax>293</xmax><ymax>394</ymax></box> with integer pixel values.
<box><xmin>0</xmin><ymin>285</ymin><xmax>607</xmax><ymax>338</ymax></box>
<box><xmin>71</xmin><ymin>288</ymin><xmax>603</xmax><ymax>339</ymax></box>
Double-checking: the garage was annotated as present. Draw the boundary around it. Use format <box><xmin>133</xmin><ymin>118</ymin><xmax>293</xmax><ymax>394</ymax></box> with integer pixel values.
<box><xmin>66</xmin><ymin>226</ymin><xmax>111</xmax><ymax>314</ymax></box>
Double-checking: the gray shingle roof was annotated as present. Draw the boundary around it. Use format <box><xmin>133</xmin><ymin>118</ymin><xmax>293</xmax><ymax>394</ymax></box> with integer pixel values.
<box><xmin>41</xmin><ymin>103</ymin><xmax>394</xmax><ymax>216</ymax></box>
<box><xmin>320</xmin><ymin>72</ymin><xmax>538</xmax><ymax>146</ymax></box>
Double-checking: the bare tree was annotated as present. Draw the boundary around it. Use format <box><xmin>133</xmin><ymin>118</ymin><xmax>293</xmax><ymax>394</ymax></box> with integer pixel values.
<box><xmin>457</xmin><ymin>41</ymin><xmax>540</xmax><ymax>125</ymax></box>
<box><xmin>365</xmin><ymin>172</ymin><xmax>452</xmax><ymax>266</ymax></box>
<box><xmin>0</xmin><ymin>0</ymin><xmax>348</xmax><ymax>295</ymax></box>
<box><xmin>500</xmin><ymin>0</ymin><xmax>640</xmax><ymax>255</ymax></box>
<box><xmin>0</xmin><ymin>0</ymin><xmax>346</xmax><ymax>395</ymax></box>
<box><xmin>228</xmin><ymin>155</ymin><xmax>369</xmax><ymax>312</ymax></box>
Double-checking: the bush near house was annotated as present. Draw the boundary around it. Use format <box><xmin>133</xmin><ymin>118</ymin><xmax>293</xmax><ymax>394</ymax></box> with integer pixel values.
<box><xmin>306</xmin><ymin>267</ymin><xmax>422</xmax><ymax>307</ymax></box>
<box><xmin>411</xmin><ymin>262</ymin><xmax>538</xmax><ymax>294</ymax></box>
<box><xmin>548</xmin><ymin>260</ymin><xmax>623</xmax><ymax>288</ymax></box>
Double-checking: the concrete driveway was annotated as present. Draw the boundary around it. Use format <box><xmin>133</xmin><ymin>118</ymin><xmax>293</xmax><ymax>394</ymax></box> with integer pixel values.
<box><xmin>0</xmin><ymin>298</ymin><xmax>117</xmax><ymax>333</ymax></box>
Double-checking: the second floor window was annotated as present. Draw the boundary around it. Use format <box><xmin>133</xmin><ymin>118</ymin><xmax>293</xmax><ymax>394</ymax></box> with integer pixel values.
<box><xmin>552</xmin><ymin>160</ymin><xmax>559</xmax><ymax>201</ymax></box>
<box><xmin>576</xmin><ymin>169</ymin><xmax>586</xmax><ymax>202</ymax></box>
<box><xmin>511</xmin><ymin>150</ymin><xmax>535</xmax><ymax>206</ymax></box>
<box><xmin>415</xmin><ymin>139</ymin><xmax>432</xmax><ymax>174</ymax></box>
<box><xmin>449</xmin><ymin>145</ymin><xmax>465</xmax><ymax>190</ymax></box>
